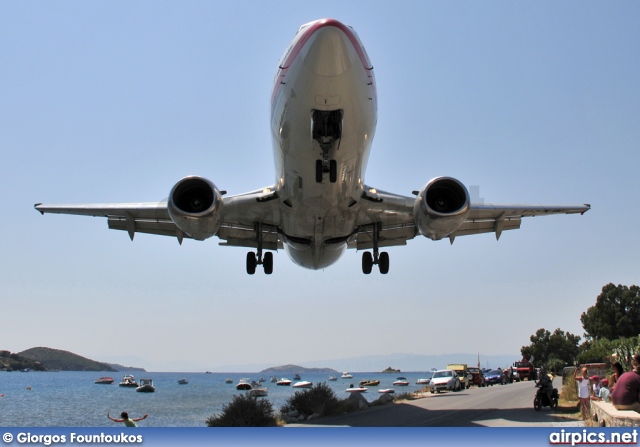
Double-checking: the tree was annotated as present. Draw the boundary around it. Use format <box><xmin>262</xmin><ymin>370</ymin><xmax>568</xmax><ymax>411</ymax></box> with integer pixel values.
<box><xmin>522</xmin><ymin>328</ymin><xmax>581</xmax><ymax>370</ymax></box>
<box><xmin>577</xmin><ymin>338</ymin><xmax>613</xmax><ymax>365</ymax></box>
<box><xmin>581</xmin><ymin>283</ymin><xmax>640</xmax><ymax>340</ymax></box>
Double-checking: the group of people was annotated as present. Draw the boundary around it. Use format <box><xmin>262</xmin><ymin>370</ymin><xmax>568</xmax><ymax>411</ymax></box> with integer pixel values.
<box><xmin>575</xmin><ymin>354</ymin><xmax>640</xmax><ymax>420</ymax></box>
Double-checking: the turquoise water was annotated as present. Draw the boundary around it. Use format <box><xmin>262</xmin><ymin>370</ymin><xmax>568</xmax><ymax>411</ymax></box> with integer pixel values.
<box><xmin>0</xmin><ymin>371</ymin><xmax>433</xmax><ymax>427</ymax></box>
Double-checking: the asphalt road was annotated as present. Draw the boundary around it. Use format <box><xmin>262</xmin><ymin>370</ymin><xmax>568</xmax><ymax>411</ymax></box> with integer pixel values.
<box><xmin>300</xmin><ymin>378</ymin><xmax>584</xmax><ymax>427</ymax></box>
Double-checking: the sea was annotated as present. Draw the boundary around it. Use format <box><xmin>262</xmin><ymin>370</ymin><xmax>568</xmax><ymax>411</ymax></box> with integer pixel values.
<box><xmin>0</xmin><ymin>371</ymin><xmax>434</xmax><ymax>427</ymax></box>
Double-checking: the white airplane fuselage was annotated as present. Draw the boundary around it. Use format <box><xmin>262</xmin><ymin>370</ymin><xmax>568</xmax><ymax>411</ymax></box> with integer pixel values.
<box><xmin>270</xmin><ymin>19</ymin><xmax>377</xmax><ymax>269</ymax></box>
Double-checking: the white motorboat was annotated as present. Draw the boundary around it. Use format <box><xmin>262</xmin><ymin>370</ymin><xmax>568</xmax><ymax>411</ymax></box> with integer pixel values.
<box><xmin>292</xmin><ymin>381</ymin><xmax>313</xmax><ymax>388</ymax></box>
<box><xmin>341</xmin><ymin>372</ymin><xmax>353</xmax><ymax>379</ymax></box>
<box><xmin>393</xmin><ymin>377</ymin><xmax>410</xmax><ymax>386</ymax></box>
<box><xmin>346</xmin><ymin>387</ymin><xmax>367</xmax><ymax>393</ymax></box>
<box><xmin>276</xmin><ymin>378</ymin><xmax>292</xmax><ymax>386</ymax></box>
<box><xmin>236</xmin><ymin>378</ymin><xmax>252</xmax><ymax>390</ymax></box>
<box><xmin>118</xmin><ymin>375</ymin><xmax>138</xmax><ymax>387</ymax></box>
<box><xmin>328</xmin><ymin>375</ymin><xmax>338</xmax><ymax>381</ymax></box>
<box><xmin>248</xmin><ymin>381</ymin><xmax>268</xmax><ymax>397</ymax></box>
<box><xmin>249</xmin><ymin>387</ymin><xmax>268</xmax><ymax>397</ymax></box>
<box><xmin>378</xmin><ymin>388</ymin><xmax>395</xmax><ymax>394</ymax></box>
<box><xmin>416</xmin><ymin>378</ymin><xmax>431</xmax><ymax>384</ymax></box>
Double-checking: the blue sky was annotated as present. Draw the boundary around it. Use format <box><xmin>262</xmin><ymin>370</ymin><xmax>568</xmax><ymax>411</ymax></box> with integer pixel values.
<box><xmin>1</xmin><ymin>1</ymin><xmax>638</xmax><ymax>372</ymax></box>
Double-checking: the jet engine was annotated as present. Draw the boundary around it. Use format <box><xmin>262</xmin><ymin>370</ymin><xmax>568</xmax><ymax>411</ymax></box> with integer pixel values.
<box><xmin>167</xmin><ymin>176</ymin><xmax>224</xmax><ymax>240</ymax></box>
<box><xmin>413</xmin><ymin>176</ymin><xmax>470</xmax><ymax>240</ymax></box>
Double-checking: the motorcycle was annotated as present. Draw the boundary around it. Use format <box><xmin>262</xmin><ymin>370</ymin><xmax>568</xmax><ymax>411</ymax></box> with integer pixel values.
<box><xmin>533</xmin><ymin>382</ymin><xmax>559</xmax><ymax>410</ymax></box>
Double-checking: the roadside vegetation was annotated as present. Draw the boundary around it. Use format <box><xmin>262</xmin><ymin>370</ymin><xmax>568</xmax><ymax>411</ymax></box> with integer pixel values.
<box><xmin>280</xmin><ymin>382</ymin><xmax>343</xmax><ymax>419</ymax></box>
<box><xmin>520</xmin><ymin>283</ymin><xmax>640</xmax><ymax>374</ymax></box>
<box><xmin>205</xmin><ymin>394</ymin><xmax>278</xmax><ymax>427</ymax></box>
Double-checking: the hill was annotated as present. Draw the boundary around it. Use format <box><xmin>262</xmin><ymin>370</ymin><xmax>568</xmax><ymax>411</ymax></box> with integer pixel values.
<box><xmin>260</xmin><ymin>364</ymin><xmax>338</xmax><ymax>374</ymax></box>
<box><xmin>0</xmin><ymin>350</ymin><xmax>47</xmax><ymax>371</ymax></box>
<box><xmin>18</xmin><ymin>347</ymin><xmax>117</xmax><ymax>372</ymax></box>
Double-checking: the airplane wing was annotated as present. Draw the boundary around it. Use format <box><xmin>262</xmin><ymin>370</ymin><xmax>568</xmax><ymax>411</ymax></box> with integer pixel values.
<box><xmin>351</xmin><ymin>187</ymin><xmax>590</xmax><ymax>249</ymax></box>
<box><xmin>34</xmin><ymin>187</ymin><xmax>283</xmax><ymax>249</ymax></box>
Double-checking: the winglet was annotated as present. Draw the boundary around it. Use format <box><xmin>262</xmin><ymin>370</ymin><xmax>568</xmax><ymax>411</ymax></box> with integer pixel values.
<box><xmin>581</xmin><ymin>204</ymin><xmax>591</xmax><ymax>215</ymax></box>
<box><xmin>34</xmin><ymin>203</ymin><xmax>44</xmax><ymax>215</ymax></box>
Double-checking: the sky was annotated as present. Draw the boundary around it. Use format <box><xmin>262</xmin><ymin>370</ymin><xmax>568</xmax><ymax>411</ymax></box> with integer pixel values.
<box><xmin>1</xmin><ymin>1</ymin><xmax>638</xmax><ymax>372</ymax></box>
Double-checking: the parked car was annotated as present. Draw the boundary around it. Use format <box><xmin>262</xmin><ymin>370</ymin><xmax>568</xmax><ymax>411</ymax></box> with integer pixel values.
<box><xmin>484</xmin><ymin>369</ymin><xmax>506</xmax><ymax>385</ymax></box>
<box><xmin>467</xmin><ymin>367</ymin><xmax>486</xmax><ymax>387</ymax></box>
<box><xmin>429</xmin><ymin>369</ymin><xmax>461</xmax><ymax>393</ymax></box>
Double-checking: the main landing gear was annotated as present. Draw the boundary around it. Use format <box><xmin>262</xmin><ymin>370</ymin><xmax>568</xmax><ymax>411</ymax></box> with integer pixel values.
<box><xmin>361</xmin><ymin>223</ymin><xmax>390</xmax><ymax>274</ymax></box>
<box><xmin>246</xmin><ymin>250</ymin><xmax>273</xmax><ymax>275</ymax></box>
<box><xmin>246</xmin><ymin>222</ymin><xmax>273</xmax><ymax>275</ymax></box>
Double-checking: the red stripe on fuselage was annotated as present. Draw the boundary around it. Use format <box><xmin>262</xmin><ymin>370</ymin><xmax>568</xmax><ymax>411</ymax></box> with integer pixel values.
<box><xmin>271</xmin><ymin>18</ymin><xmax>376</xmax><ymax>105</ymax></box>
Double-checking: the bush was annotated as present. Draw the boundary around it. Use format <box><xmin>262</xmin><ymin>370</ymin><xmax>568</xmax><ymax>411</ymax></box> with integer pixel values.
<box><xmin>206</xmin><ymin>394</ymin><xmax>277</xmax><ymax>427</ymax></box>
<box><xmin>280</xmin><ymin>382</ymin><xmax>341</xmax><ymax>418</ymax></box>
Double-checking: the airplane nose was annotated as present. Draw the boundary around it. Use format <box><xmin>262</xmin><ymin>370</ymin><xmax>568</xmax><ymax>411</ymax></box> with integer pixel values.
<box><xmin>304</xmin><ymin>26</ymin><xmax>353</xmax><ymax>76</ymax></box>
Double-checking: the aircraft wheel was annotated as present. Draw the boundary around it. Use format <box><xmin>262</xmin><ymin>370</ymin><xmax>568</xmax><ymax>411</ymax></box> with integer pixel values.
<box><xmin>315</xmin><ymin>160</ymin><xmax>323</xmax><ymax>183</ymax></box>
<box><xmin>246</xmin><ymin>252</ymin><xmax>256</xmax><ymax>275</ymax></box>
<box><xmin>329</xmin><ymin>160</ymin><xmax>337</xmax><ymax>183</ymax></box>
<box><xmin>379</xmin><ymin>251</ymin><xmax>389</xmax><ymax>274</ymax></box>
<box><xmin>263</xmin><ymin>252</ymin><xmax>273</xmax><ymax>275</ymax></box>
<box><xmin>362</xmin><ymin>252</ymin><xmax>373</xmax><ymax>274</ymax></box>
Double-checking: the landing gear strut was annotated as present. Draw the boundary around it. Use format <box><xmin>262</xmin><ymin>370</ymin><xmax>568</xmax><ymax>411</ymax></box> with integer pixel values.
<box><xmin>361</xmin><ymin>223</ymin><xmax>389</xmax><ymax>274</ymax></box>
<box><xmin>246</xmin><ymin>223</ymin><xmax>274</xmax><ymax>275</ymax></box>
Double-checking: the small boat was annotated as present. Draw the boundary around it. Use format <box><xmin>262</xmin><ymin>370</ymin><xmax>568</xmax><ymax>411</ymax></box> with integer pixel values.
<box><xmin>393</xmin><ymin>377</ymin><xmax>409</xmax><ymax>386</ymax></box>
<box><xmin>136</xmin><ymin>378</ymin><xmax>155</xmax><ymax>392</ymax></box>
<box><xmin>328</xmin><ymin>375</ymin><xmax>338</xmax><ymax>381</ymax></box>
<box><xmin>236</xmin><ymin>378</ymin><xmax>252</xmax><ymax>390</ymax></box>
<box><xmin>378</xmin><ymin>388</ymin><xmax>395</xmax><ymax>394</ymax></box>
<box><xmin>270</xmin><ymin>376</ymin><xmax>278</xmax><ymax>383</ymax></box>
<box><xmin>292</xmin><ymin>381</ymin><xmax>313</xmax><ymax>388</ymax></box>
<box><xmin>248</xmin><ymin>381</ymin><xmax>268</xmax><ymax>397</ymax></box>
<box><xmin>416</xmin><ymin>378</ymin><xmax>431</xmax><ymax>384</ymax></box>
<box><xmin>95</xmin><ymin>377</ymin><xmax>114</xmax><ymax>384</ymax></box>
<box><xmin>225</xmin><ymin>378</ymin><xmax>233</xmax><ymax>384</ymax></box>
<box><xmin>346</xmin><ymin>387</ymin><xmax>367</xmax><ymax>393</ymax></box>
<box><xmin>276</xmin><ymin>378</ymin><xmax>292</xmax><ymax>386</ymax></box>
<box><xmin>178</xmin><ymin>378</ymin><xmax>189</xmax><ymax>385</ymax></box>
<box><xmin>293</xmin><ymin>373</ymin><xmax>301</xmax><ymax>380</ymax></box>
<box><xmin>341</xmin><ymin>372</ymin><xmax>353</xmax><ymax>379</ymax></box>
<box><xmin>259</xmin><ymin>377</ymin><xmax>266</xmax><ymax>383</ymax></box>
<box><xmin>393</xmin><ymin>377</ymin><xmax>410</xmax><ymax>386</ymax></box>
<box><xmin>119</xmin><ymin>375</ymin><xmax>138</xmax><ymax>387</ymax></box>
<box><xmin>359</xmin><ymin>379</ymin><xmax>380</xmax><ymax>387</ymax></box>
<box><xmin>249</xmin><ymin>387</ymin><xmax>268</xmax><ymax>397</ymax></box>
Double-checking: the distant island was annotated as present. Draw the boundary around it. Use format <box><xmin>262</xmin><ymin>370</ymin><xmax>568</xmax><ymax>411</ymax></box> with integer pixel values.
<box><xmin>381</xmin><ymin>366</ymin><xmax>401</xmax><ymax>373</ymax></box>
<box><xmin>1</xmin><ymin>347</ymin><xmax>145</xmax><ymax>372</ymax></box>
<box><xmin>260</xmin><ymin>364</ymin><xmax>339</xmax><ymax>374</ymax></box>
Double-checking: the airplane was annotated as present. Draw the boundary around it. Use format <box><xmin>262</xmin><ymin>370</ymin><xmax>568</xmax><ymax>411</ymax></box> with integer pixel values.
<box><xmin>34</xmin><ymin>18</ymin><xmax>590</xmax><ymax>275</ymax></box>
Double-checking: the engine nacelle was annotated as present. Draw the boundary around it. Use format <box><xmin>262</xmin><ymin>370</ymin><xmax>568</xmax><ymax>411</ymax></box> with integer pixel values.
<box><xmin>167</xmin><ymin>176</ymin><xmax>224</xmax><ymax>240</ymax></box>
<box><xmin>413</xmin><ymin>176</ymin><xmax>470</xmax><ymax>240</ymax></box>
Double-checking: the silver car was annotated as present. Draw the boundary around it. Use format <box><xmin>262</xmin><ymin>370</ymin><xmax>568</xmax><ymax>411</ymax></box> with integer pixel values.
<box><xmin>429</xmin><ymin>369</ymin><xmax>461</xmax><ymax>393</ymax></box>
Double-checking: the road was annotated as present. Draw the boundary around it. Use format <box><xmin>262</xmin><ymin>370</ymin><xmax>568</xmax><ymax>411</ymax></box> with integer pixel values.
<box><xmin>301</xmin><ymin>378</ymin><xmax>584</xmax><ymax>427</ymax></box>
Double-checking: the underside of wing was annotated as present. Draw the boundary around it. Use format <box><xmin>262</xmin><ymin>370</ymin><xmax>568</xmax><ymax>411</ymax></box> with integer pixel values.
<box><xmin>451</xmin><ymin>203</ymin><xmax>591</xmax><ymax>242</ymax></box>
<box><xmin>351</xmin><ymin>183</ymin><xmax>591</xmax><ymax>248</ymax></box>
<box><xmin>350</xmin><ymin>188</ymin><xmax>417</xmax><ymax>250</ymax></box>
<box><xmin>34</xmin><ymin>185</ymin><xmax>284</xmax><ymax>248</ymax></box>
<box><xmin>33</xmin><ymin>202</ymin><xmax>185</xmax><ymax>241</ymax></box>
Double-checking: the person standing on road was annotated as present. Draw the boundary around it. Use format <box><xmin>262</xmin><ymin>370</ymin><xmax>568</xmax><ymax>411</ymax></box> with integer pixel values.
<box><xmin>575</xmin><ymin>367</ymin><xmax>591</xmax><ymax>420</ymax></box>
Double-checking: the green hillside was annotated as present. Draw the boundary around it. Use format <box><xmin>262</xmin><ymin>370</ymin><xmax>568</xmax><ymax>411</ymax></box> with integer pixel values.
<box><xmin>18</xmin><ymin>347</ymin><xmax>117</xmax><ymax>372</ymax></box>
